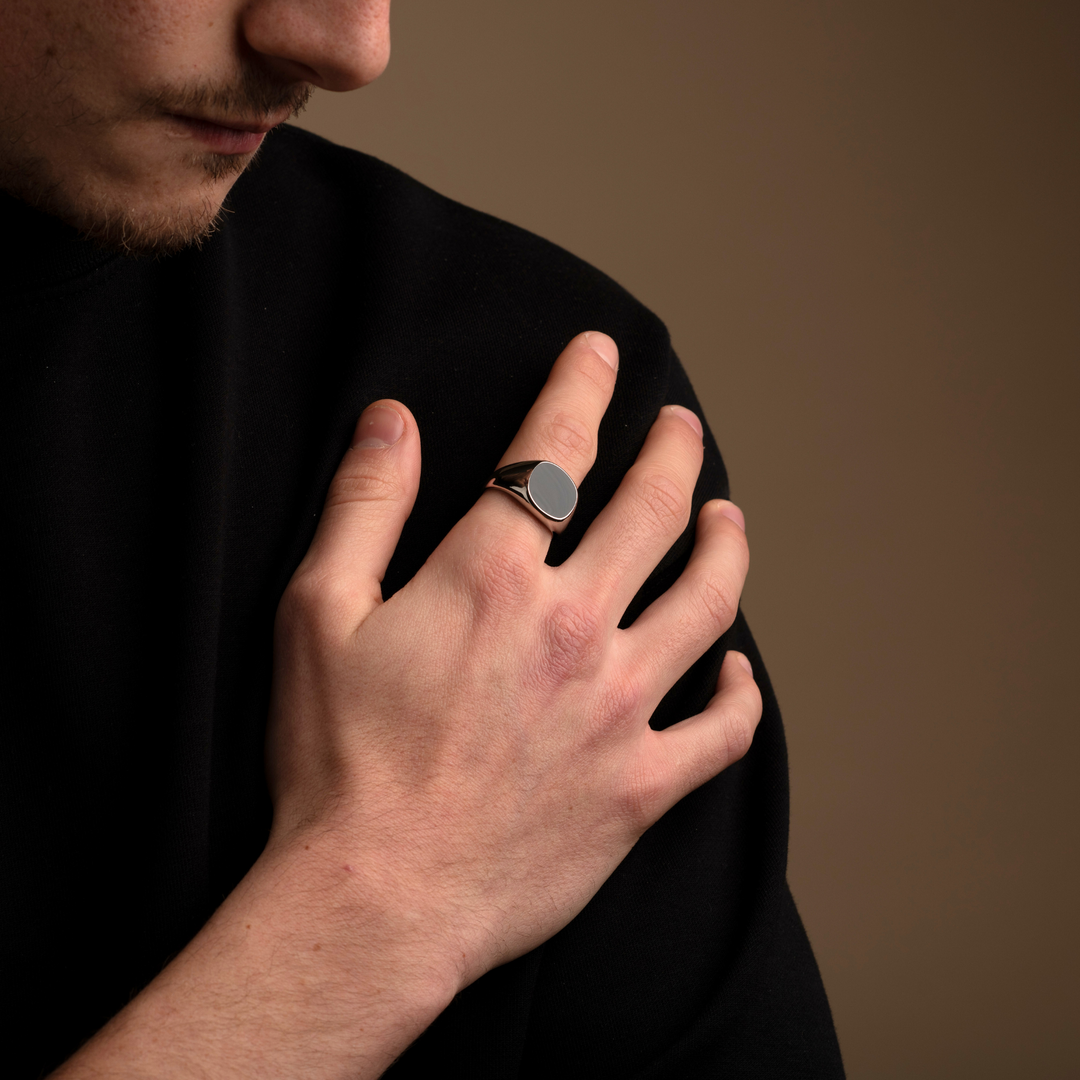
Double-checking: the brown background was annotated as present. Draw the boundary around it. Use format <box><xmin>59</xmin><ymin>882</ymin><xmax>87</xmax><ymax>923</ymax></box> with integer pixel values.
<box><xmin>294</xmin><ymin>2</ymin><xmax>1079</xmax><ymax>1075</ymax></box>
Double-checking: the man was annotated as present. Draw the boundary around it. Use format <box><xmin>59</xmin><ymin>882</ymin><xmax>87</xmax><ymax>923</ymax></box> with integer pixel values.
<box><xmin>1</xmin><ymin>1</ymin><xmax>843</xmax><ymax>1076</ymax></box>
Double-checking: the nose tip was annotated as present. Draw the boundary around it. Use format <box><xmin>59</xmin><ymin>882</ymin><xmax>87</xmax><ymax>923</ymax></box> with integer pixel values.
<box><xmin>242</xmin><ymin>0</ymin><xmax>391</xmax><ymax>93</ymax></box>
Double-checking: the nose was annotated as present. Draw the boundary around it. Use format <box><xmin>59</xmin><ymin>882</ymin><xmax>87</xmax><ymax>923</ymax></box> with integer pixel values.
<box><xmin>241</xmin><ymin>0</ymin><xmax>392</xmax><ymax>92</ymax></box>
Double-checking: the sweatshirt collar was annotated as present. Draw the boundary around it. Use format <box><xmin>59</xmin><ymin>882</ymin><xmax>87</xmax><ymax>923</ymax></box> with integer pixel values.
<box><xmin>1</xmin><ymin>190</ymin><xmax>121</xmax><ymax>295</ymax></box>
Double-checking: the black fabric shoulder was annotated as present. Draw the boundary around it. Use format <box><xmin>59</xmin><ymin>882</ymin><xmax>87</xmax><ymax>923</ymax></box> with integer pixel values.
<box><xmin>221</xmin><ymin>126</ymin><xmax>711</xmax><ymax>593</ymax></box>
<box><xmin>235</xmin><ymin>125</ymin><xmax>676</xmax><ymax>379</ymax></box>
<box><xmin>246</xmin><ymin>125</ymin><xmax>660</xmax><ymax>314</ymax></box>
<box><xmin>0</xmin><ymin>125</ymin><xmax>841</xmax><ymax>1077</ymax></box>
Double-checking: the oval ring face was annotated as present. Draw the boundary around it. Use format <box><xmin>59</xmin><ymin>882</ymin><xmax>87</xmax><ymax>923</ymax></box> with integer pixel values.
<box><xmin>527</xmin><ymin>460</ymin><xmax>577</xmax><ymax>522</ymax></box>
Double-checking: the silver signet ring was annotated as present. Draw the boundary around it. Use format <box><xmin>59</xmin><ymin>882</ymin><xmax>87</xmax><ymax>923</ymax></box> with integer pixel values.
<box><xmin>485</xmin><ymin>460</ymin><xmax>578</xmax><ymax>532</ymax></box>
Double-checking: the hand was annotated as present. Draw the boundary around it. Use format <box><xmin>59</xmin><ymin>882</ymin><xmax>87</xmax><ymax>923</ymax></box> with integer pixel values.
<box><xmin>53</xmin><ymin>332</ymin><xmax>760</xmax><ymax>1080</ymax></box>
<box><xmin>265</xmin><ymin>330</ymin><xmax>761</xmax><ymax>988</ymax></box>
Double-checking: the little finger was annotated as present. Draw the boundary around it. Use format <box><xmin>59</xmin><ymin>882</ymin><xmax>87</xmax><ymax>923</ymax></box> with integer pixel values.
<box><xmin>634</xmin><ymin>650</ymin><xmax>762</xmax><ymax>822</ymax></box>
<box><xmin>617</xmin><ymin>500</ymin><xmax>749</xmax><ymax>695</ymax></box>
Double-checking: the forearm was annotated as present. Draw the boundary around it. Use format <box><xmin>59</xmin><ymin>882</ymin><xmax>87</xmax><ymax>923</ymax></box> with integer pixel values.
<box><xmin>52</xmin><ymin>835</ymin><xmax>458</xmax><ymax>1080</ymax></box>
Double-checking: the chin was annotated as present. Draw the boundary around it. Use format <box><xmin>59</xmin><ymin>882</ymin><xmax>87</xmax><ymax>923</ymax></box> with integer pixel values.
<box><xmin>76</xmin><ymin>198</ymin><xmax>226</xmax><ymax>256</ymax></box>
<box><xmin>86</xmin><ymin>151</ymin><xmax>256</xmax><ymax>255</ymax></box>
<box><xmin>9</xmin><ymin>146</ymin><xmax>253</xmax><ymax>256</ymax></box>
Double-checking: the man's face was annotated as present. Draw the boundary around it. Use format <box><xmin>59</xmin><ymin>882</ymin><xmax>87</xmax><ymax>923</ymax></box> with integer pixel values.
<box><xmin>0</xmin><ymin>0</ymin><xmax>391</xmax><ymax>253</ymax></box>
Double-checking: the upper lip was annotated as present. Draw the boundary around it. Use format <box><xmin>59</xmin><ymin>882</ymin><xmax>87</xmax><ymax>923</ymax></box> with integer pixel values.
<box><xmin>170</xmin><ymin>111</ymin><xmax>290</xmax><ymax>135</ymax></box>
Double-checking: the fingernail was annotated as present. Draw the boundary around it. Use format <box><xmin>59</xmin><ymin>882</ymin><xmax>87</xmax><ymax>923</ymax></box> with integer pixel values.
<box><xmin>732</xmin><ymin>651</ymin><xmax>753</xmax><ymax>675</ymax></box>
<box><xmin>718</xmin><ymin>501</ymin><xmax>745</xmax><ymax>532</ymax></box>
<box><xmin>352</xmin><ymin>406</ymin><xmax>404</xmax><ymax>448</ymax></box>
<box><xmin>583</xmin><ymin>331</ymin><xmax>619</xmax><ymax>371</ymax></box>
<box><xmin>668</xmin><ymin>404</ymin><xmax>703</xmax><ymax>438</ymax></box>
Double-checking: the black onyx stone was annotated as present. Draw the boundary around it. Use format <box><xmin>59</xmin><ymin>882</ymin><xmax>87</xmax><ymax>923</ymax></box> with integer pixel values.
<box><xmin>527</xmin><ymin>461</ymin><xmax>577</xmax><ymax>521</ymax></box>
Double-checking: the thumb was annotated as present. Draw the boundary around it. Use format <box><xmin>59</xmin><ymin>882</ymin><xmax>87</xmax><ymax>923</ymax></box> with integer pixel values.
<box><xmin>296</xmin><ymin>400</ymin><xmax>421</xmax><ymax>624</ymax></box>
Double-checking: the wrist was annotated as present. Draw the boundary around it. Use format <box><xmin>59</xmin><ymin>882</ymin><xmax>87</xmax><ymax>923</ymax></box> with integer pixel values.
<box><xmin>237</xmin><ymin>829</ymin><xmax>464</xmax><ymax>1048</ymax></box>
<box><xmin>56</xmin><ymin>828</ymin><xmax>460</xmax><ymax>1080</ymax></box>
<box><xmin>263</xmin><ymin>800</ymin><xmax>486</xmax><ymax>995</ymax></box>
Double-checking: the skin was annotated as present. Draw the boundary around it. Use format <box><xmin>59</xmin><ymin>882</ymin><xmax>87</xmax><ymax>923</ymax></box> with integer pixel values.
<box><xmin>2</xmin><ymin>4</ymin><xmax>763</xmax><ymax>1076</ymax></box>
<box><xmin>0</xmin><ymin>0</ymin><xmax>390</xmax><ymax>250</ymax></box>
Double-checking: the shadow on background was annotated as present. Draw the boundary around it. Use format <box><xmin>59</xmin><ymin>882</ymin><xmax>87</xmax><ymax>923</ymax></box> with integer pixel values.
<box><xmin>295</xmin><ymin>2</ymin><xmax>1079</xmax><ymax>1075</ymax></box>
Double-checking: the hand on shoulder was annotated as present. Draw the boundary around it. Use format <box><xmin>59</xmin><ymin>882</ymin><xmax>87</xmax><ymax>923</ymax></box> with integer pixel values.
<box><xmin>265</xmin><ymin>328</ymin><xmax>759</xmax><ymax>989</ymax></box>
<box><xmin>54</xmin><ymin>331</ymin><xmax>760</xmax><ymax>1080</ymax></box>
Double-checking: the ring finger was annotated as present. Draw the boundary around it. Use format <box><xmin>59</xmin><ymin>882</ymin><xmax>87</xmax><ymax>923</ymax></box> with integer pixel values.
<box><xmin>473</xmin><ymin>331</ymin><xmax>619</xmax><ymax>549</ymax></box>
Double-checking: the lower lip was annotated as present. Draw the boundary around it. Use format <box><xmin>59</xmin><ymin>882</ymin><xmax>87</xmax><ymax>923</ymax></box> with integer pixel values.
<box><xmin>169</xmin><ymin>114</ymin><xmax>267</xmax><ymax>155</ymax></box>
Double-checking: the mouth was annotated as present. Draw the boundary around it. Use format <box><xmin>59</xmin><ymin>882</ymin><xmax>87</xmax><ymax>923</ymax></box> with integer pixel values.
<box><xmin>165</xmin><ymin>112</ymin><xmax>289</xmax><ymax>155</ymax></box>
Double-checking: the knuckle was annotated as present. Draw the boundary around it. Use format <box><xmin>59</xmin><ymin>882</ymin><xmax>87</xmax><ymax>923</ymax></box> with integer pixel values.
<box><xmin>539</xmin><ymin>598</ymin><xmax>606</xmax><ymax>682</ymax></box>
<box><xmin>725</xmin><ymin>522</ymin><xmax>751</xmax><ymax>573</ymax></box>
<box><xmin>614</xmin><ymin>760</ymin><xmax>668</xmax><ymax>829</ymax></box>
<box><xmin>636</xmin><ymin>469</ymin><xmax>690</xmax><ymax>534</ymax></box>
<box><xmin>696</xmin><ymin>571</ymin><xmax>739</xmax><ymax>632</ymax></box>
<box><xmin>277</xmin><ymin>568</ymin><xmax>348</xmax><ymax>644</ymax></box>
<box><xmin>279</xmin><ymin>569</ymin><xmax>321</xmax><ymax>625</ymax></box>
<box><xmin>323</xmin><ymin>465</ymin><xmax>401</xmax><ymax>511</ymax></box>
<box><xmin>592</xmin><ymin>672</ymin><xmax>647</xmax><ymax>732</ymax></box>
<box><xmin>572</xmin><ymin>343</ymin><xmax>617</xmax><ymax>392</ymax></box>
<box><xmin>542</xmin><ymin>409</ymin><xmax>594</xmax><ymax>462</ymax></box>
<box><xmin>461</xmin><ymin>533</ymin><xmax>538</xmax><ymax>613</ymax></box>
<box><xmin>719</xmin><ymin>703</ymin><xmax>757</xmax><ymax>764</ymax></box>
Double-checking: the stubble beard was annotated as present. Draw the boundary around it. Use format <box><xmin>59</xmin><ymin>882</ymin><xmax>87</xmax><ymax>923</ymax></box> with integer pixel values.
<box><xmin>7</xmin><ymin>149</ymin><xmax>253</xmax><ymax>257</ymax></box>
<box><xmin>0</xmin><ymin>63</ymin><xmax>312</xmax><ymax>257</ymax></box>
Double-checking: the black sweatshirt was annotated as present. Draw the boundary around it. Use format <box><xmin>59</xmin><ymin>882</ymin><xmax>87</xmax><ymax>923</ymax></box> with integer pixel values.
<box><xmin>0</xmin><ymin>125</ymin><xmax>843</xmax><ymax>1078</ymax></box>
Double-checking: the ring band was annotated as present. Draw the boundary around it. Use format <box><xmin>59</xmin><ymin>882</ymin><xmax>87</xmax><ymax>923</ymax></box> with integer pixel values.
<box><xmin>485</xmin><ymin>460</ymin><xmax>578</xmax><ymax>532</ymax></box>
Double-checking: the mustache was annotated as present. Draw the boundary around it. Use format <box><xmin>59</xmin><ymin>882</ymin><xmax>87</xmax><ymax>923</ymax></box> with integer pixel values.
<box><xmin>141</xmin><ymin>61</ymin><xmax>313</xmax><ymax>124</ymax></box>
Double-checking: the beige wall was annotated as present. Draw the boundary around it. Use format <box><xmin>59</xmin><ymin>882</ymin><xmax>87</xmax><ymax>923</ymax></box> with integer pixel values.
<box><xmin>295</xmin><ymin>3</ymin><xmax>1079</xmax><ymax>1075</ymax></box>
